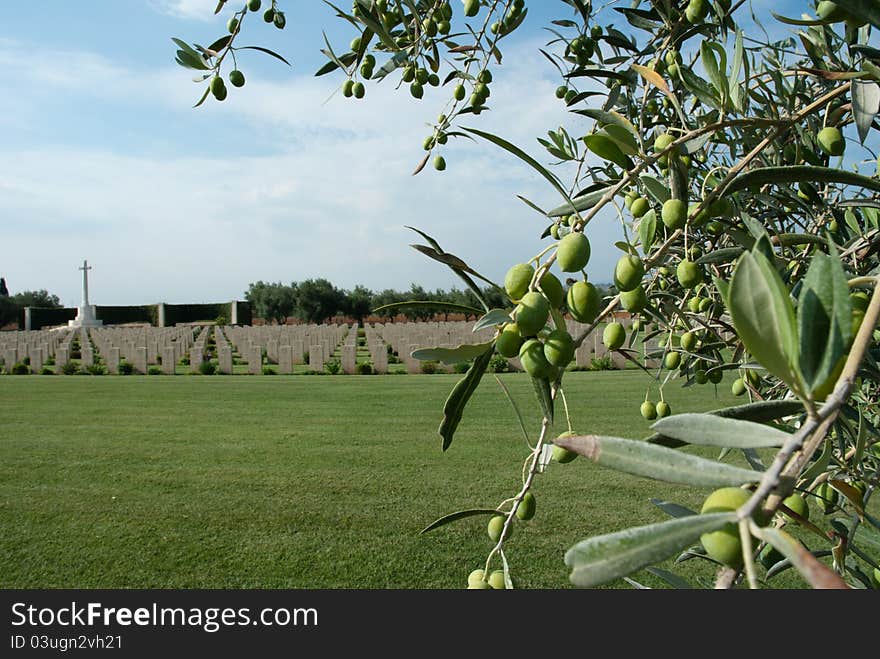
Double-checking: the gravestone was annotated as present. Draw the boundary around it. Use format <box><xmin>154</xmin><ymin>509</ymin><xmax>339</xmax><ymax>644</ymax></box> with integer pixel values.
<box><xmin>218</xmin><ymin>347</ymin><xmax>233</xmax><ymax>375</ymax></box>
<box><xmin>342</xmin><ymin>345</ymin><xmax>356</xmax><ymax>374</ymax></box>
<box><xmin>106</xmin><ymin>347</ymin><xmax>120</xmax><ymax>375</ymax></box>
<box><xmin>248</xmin><ymin>345</ymin><xmax>262</xmax><ymax>375</ymax></box>
<box><xmin>372</xmin><ymin>346</ymin><xmax>387</xmax><ymax>374</ymax></box>
<box><xmin>162</xmin><ymin>346</ymin><xmax>176</xmax><ymax>375</ymax></box>
<box><xmin>134</xmin><ymin>347</ymin><xmax>147</xmax><ymax>374</ymax></box>
<box><xmin>55</xmin><ymin>347</ymin><xmax>69</xmax><ymax>374</ymax></box>
<box><xmin>309</xmin><ymin>344</ymin><xmax>323</xmax><ymax>372</ymax></box>
<box><xmin>292</xmin><ymin>339</ymin><xmax>304</xmax><ymax>365</ymax></box>
<box><xmin>80</xmin><ymin>347</ymin><xmax>94</xmax><ymax>367</ymax></box>
<box><xmin>4</xmin><ymin>348</ymin><xmax>16</xmax><ymax>373</ymax></box>
<box><xmin>29</xmin><ymin>346</ymin><xmax>43</xmax><ymax>373</ymax></box>
<box><xmin>190</xmin><ymin>348</ymin><xmax>203</xmax><ymax>373</ymax></box>
<box><xmin>278</xmin><ymin>345</ymin><xmax>292</xmax><ymax>374</ymax></box>
<box><xmin>407</xmin><ymin>344</ymin><xmax>421</xmax><ymax>374</ymax></box>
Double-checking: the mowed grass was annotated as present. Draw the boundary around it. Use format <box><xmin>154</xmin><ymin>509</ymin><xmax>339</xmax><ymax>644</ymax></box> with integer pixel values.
<box><xmin>0</xmin><ymin>371</ymin><xmax>807</xmax><ymax>589</ymax></box>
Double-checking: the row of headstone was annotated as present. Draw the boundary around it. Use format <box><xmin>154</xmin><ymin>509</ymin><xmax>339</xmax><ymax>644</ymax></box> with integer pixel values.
<box><xmin>88</xmin><ymin>326</ymin><xmax>197</xmax><ymax>374</ymax></box>
<box><xmin>223</xmin><ymin>324</ymin><xmax>350</xmax><ymax>374</ymax></box>
<box><xmin>0</xmin><ymin>328</ymin><xmax>71</xmax><ymax>372</ymax></box>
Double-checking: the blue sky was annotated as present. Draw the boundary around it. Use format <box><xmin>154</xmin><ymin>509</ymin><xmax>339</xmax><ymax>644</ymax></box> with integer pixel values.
<box><xmin>2</xmin><ymin>0</ymin><xmax>802</xmax><ymax>306</ymax></box>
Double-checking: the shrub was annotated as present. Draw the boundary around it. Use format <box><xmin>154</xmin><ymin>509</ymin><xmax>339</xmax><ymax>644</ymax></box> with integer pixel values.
<box><xmin>325</xmin><ymin>359</ymin><xmax>341</xmax><ymax>375</ymax></box>
<box><xmin>180</xmin><ymin>356</ymin><xmax>190</xmax><ymax>366</ymax></box>
<box><xmin>590</xmin><ymin>356</ymin><xmax>615</xmax><ymax>371</ymax></box>
<box><xmin>261</xmin><ymin>365</ymin><xmax>277</xmax><ymax>375</ymax></box>
<box><xmin>200</xmin><ymin>360</ymin><xmax>217</xmax><ymax>375</ymax></box>
<box><xmin>61</xmin><ymin>362</ymin><xmax>78</xmax><ymax>375</ymax></box>
<box><xmin>118</xmin><ymin>360</ymin><xmax>135</xmax><ymax>375</ymax></box>
<box><xmin>356</xmin><ymin>362</ymin><xmax>373</xmax><ymax>375</ymax></box>
<box><xmin>214</xmin><ymin>314</ymin><xmax>228</xmax><ymax>326</ymax></box>
<box><xmin>453</xmin><ymin>361</ymin><xmax>471</xmax><ymax>374</ymax></box>
<box><xmin>40</xmin><ymin>367</ymin><xmax>54</xmax><ymax>375</ymax></box>
<box><xmin>11</xmin><ymin>363</ymin><xmax>29</xmax><ymax>375</ymax></box>
<box><xmin>489</xmin><ymin>355</ymin><xmax>510</xmax><ymax>373</ymax></box>
<box><xmin>148</xmin><ymin>366</ymin><xmax>162</xmax><ymax>375</ymax></box>
<box><xmin>86</xmin><ymin>364</ymin><xmax>106</xmax><ymax>376</ymax></box>
<box><xmin>357</xmin><ymin>328</ymin><xmax>366</xmax><ymax>337</ymax></box>
<box><xmin>420</xmin><ymin>360</ymin><xmax>438</xmax><ymax>374</ymax></box>
<box><xmin>45</xmin><ymin>357</ymin><xmax>55</xmax><ymax>366</ymax></box>
<box><xmin>22</xmin><ymin>356</ymin><xmax>30</xmax><ymax>366</ymax></box>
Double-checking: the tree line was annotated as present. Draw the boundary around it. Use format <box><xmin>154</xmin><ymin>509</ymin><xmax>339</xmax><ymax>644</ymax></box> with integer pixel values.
<box><xmin>245</xmin><ymin>278</ymin><xmax>614</xmax><ymax>325</ymax></box>
<box><xmin>0</xmin><ymin>278</ymin><xmax>62</xmax><ymax>327</ymax></box>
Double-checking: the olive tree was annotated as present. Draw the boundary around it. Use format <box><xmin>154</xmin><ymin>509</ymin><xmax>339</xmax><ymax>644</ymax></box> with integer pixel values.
<box><xmin>175</xmin><ymin>0</ymin><xmax>880</xmax><ymax>589</ymax></box>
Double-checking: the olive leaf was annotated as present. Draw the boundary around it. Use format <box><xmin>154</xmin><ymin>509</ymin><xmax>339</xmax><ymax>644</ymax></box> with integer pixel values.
<box><xmin>438</xmin><ymin>344</ymin><xmax>494</xmax><ymax>451</ymax></box>
<box><xmin>412</xmin><ymin>342</ymin><xmax>494</xmax><ymax>365</ymax></box>
<box><xmin>554</xmin><ymin>435</ymin><xmax>763</xmax><ymax>487</ymax></box>
<box><xmin>651</xmin><ymin>414</ymin><xmax>790</xmax><ymax>448</ymax></box>
<box><xmin>419</xmin><ymin>509</ymin><xmax>501</xmax><ymax>534</ymax></box>
<box><xmin>565</xmin><ymin>513</ymin><xmax>737</xmax><ymax>588</ymax></box>
<box><xmin>797</xmin><ymin>247</ymin><xmax>852</xmax><ymax>398</ymax></box>
<box><xmin>728</xmin><ymin>250</ymin><xmax>803</xmax><ymax>395</ymax></box>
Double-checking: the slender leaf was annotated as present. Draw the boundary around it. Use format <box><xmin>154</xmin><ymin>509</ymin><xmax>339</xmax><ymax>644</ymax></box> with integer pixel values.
<box><xmin>797</xmin><ymin>249</ymin><xmax>852</xmax><ymax>396</ymax></box>
<box><xmin>651</xmin><ymin>414</ymin><xmax>789</xmax><ymax>448</ymax></box>
<box><xmin>639</xmin><ymin>174</ymin><xmax>671</xmax><ymax>204</ymax></box>
<box><xmin>206</xmin><ymin>35</ymin><xmax>231</xmax><ymax>53</ymax></box>
<box><xmin>554</xmin><ymin>435</ymin><xmax>763</xmax><ymax>487</ymax></box>
<box><xmin>647</xmin><ymin>400</ymin><xmax>803</xmax><ymax>448</ymax></box>
<box><xmin>650</xmin><ymin>499</ymin><xmax>698</xmax><ymax>519</ymax></box>
<box><xmin>412</xmin><ymin>342</ymin><xmax>494</xmax><ymax>365</ymax></box>
<box><xmin>531</xmin><ymin>376</ymin><xmax>554</xmax><ymax>424</ymax></box>
<box><xmin>584</xmin><ymin>134</ymin><xmax>631</xmax><ymax>168</ymax></box>
<box><xmin>565</xmin><ymin>513</ymin><xmax>737</xmax><ymax>588</ymax></box>
<box><xmin>575</xmin><ymin>109</ymin><xmax>637</xmax><ymax>134</ymax></box>
<box><xmin>638</xmin><ymin>211</ymin><xmax>656</xmax><ymax>254</ymax></box>
<box><xmin>730</xmin><ymin>29</ymin><xmax>744</xmax><ymax>111</ymax></box>
<box><xmin>373</xmin><ymin>300</ymin><xmax>482</xmax><ymax>315</ymax></box>
<box><xmin>852</xmin><ymin>80</ymin><xmax>880</xmax><ymax>145</ymax></box>
<box><xmin>237</xmin><ymin>45</ymin><xmax>292</xmax><ymax>66</ymax></box>
<box><xmin>438</xmin><ymin>345</ymin><xmax>494</xmax><ymax>451</ymax></box>
<box><xmin>696</xmin><ymin>246</ymin><xmax>744</xmax><ymax>265</ymax></box>
<box><xmin>462</xmin><ymin>127</ymin><xmax>574</xmax><ymax>209</ymax></box>
<box><xmin>700</xmin><ymin>40</ymin><xmax>725</xmax><ymax>105</ymax></box>
<box><xmin>473</xmin><ymin>308</ymin><xmax>512</xmax><ymax>331</ymax></box>
<box><xmin>631</xmin><ymin>63</ymin><xmax>670</xmax><ymax>97</ymax></box>
<box><xmin>419</xmin><ymin>509</ymin><xmax>500</xmax><ymax>534</ymax></box>
<box><xmin>727</xmin><ymin>166</ymin><xmax>880</xmax><ymax>195</ymax></box>
<box><xmin>752</xmin><ymin>526</ymin><xmax>848</xmax><ymax>589</ymax></box>
<box><xmin>728</xmin><ymin>250</ymin><xmax>802</xmax><ymax>392</ymax></box>
<box><xmin>645</xmin><ymin>567</ymin><xmax>695</xmax><ymax>589</ymax></box>
<box><xmin>546</xmin><ymin>187</ymin><xmax>609</xmax><ymax>217</ymax></box>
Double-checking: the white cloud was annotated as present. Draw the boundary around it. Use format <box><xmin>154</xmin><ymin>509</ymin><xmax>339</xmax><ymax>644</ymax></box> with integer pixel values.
<box><xmin>148</xmin><ymin>0</ymin><xmax>222</xmax><ymax>21</ymax></box>
<box><xmin>1</xmin><ymin>36</ymin><xmax>626</xmax><ymax>307</ymax></box>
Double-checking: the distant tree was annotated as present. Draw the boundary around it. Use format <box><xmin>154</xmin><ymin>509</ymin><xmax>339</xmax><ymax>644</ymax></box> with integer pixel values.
<box><xmin>0</xmin><ymin>278</ymin><xmax>8</xmax><ymax>297</ymax></box>
<box><xmin>0</xmin><ymin>297</ymin><xmax>16</xmax><ymax>327</ymax></box>
<box><xmin>401</xmin><ymin>283</ymin><xmax>434</xmax><ymax>321</ymax></box>
<box><xmin>371</xmin><ymin>288</ymin><xmax>406</xmax><ymax>322</ymax></box>
<box><xmin>12</xmin><ymin>290</ymin><xmax>61</xmax><ymax>308</ymax></box>
<box><xmin>296</xmin><ymin>278</ymin><xmax>344</xmax><ymax>324</ymax></box>
<box><xmin>344</xmin><ymin>285</ymin><xmax>373</xmax><ymax>326</ymax></box>
<box><xmin>244</xmin><ymin>281</ymin><xmax>296</xmax><ymax>324</ymax></box>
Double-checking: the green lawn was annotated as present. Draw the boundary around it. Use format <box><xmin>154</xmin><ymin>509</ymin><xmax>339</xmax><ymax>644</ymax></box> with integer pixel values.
<box><xmin>0</xmin><ymin>370</ymin><xmax>819</xmax><ymax>589</ymax></box>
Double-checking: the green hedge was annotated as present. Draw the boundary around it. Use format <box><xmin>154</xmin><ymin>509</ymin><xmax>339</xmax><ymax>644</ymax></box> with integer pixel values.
<box><xmin>23</xmin><ymin>307</ymin><xmax>77</xmax><ymax>329</ymax></box>
<box><xmin>96</xmin><ymin>305</ymin><xmax>157</xmax><ymax>325</ymax></box>
<box><xmin>163</xmin><ymin>302</ymin><xmax>250</xmax><ymax>325</ymax></box>
<box><xmin>21</xmin><ymin>300</ymin><xmax>253</xmax><ymax>330</ymax></box>
<box><xmin>234</xmin><ymin>301</ymin><xmax>252</xmax><ymax>326</ymax></box>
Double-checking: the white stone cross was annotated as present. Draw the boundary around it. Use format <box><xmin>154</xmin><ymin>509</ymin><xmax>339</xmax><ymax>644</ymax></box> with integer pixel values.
<box><xmin>79</xmin><ymin>260</ymin><xmax>92</xmax><ymax>308</ymax></box>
